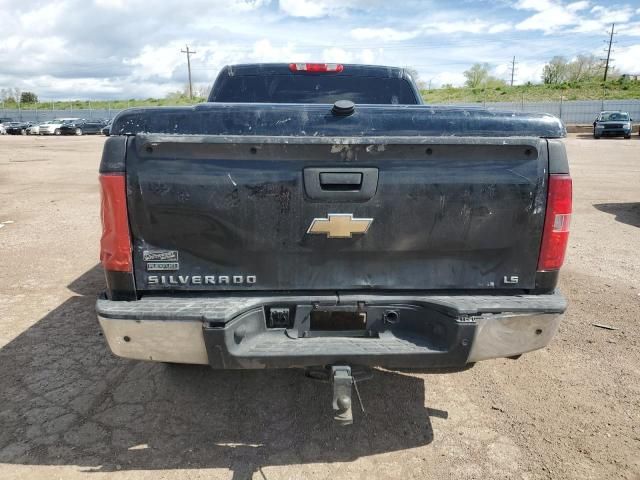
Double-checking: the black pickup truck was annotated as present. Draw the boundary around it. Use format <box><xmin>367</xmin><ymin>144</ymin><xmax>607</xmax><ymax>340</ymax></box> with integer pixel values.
<box><xmin>97</xmin><ymin>63</ymin><xmax>571</xmax><ymax>423</ymax></box>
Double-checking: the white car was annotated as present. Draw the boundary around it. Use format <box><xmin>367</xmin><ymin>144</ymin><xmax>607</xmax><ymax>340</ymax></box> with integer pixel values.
<box><xmin>39</xmin><ymin>118</ymin><xmax>81</xmax><ymax>135</ymax></box>
<box><xmin>28</xmin><ymin>122</ymin><xmax>45</xmax><ymax>135</ymax></box>
<box><xmin>0</xmin><ymin>119</ymin><xmax>11</xmax><ymax>135</ymax></box>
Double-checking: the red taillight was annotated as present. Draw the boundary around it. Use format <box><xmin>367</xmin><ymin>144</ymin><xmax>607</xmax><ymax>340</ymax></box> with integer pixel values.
<box><xmin>100</xmin><ymin>173</ymin><xmax>132</xmax><ymax>272</ymax></box>
<box><xmin>289</xmin><ymin>63</ymin><xmax>344</xmax><ymax>73</ymax></box>
<box><xmin>538</xmin><ymin>174</ymin><xmax>572</xmax><ymax>271</ymax></box>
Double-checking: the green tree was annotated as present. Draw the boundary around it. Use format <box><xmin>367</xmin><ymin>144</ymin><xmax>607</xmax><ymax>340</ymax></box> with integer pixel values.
<box><xmin>566</xmin><ymin>54</ymin><xmax>603</xmax><ymax>82</ymax></box>
<box><xmin>464</xmin><ymin>63</ymin><xmax>490</xmax><ymax>88</ymax></box>
<box><xmin>542</xmin><ymin>56</ymin><xmax>568</xmax><ymax>84</ymax></box>
<box><xmin>20</xmin><ymin>91</ymin><xmax>38</xmax><ymax>103</ymax></box>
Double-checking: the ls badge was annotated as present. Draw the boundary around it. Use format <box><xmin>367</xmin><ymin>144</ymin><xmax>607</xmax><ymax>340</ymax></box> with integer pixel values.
<box><xmin>307</xmin><ymin>213</ymin><xmax>373</xmax><ymax>239</ymax></box>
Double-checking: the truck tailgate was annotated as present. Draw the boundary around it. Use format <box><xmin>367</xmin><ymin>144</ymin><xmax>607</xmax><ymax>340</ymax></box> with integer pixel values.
<box><xmin>125</xmin><ymin>134</ymin><xmax>549</xmax><ymax>292</ymax></box>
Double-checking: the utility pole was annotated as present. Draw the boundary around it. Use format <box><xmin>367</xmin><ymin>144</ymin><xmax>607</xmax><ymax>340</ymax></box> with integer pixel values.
<box><xmin>181</xmin><ymin>45</ymin><xmax>196</xmax><ymax>99</ymax></box>
<box><xmin>603</xmin><ymin>23</ymin><xmax>615</xmax><ymax>82</ymax></box>
<box><xmin>509</xmin><ymin>56</ymin><xmax>517</xmax><ymax>87</ymax></box>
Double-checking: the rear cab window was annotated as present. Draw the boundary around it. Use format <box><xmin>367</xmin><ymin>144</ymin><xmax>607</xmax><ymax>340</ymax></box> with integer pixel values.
<box><xmin>210</xmin><ymin>65</ymin><xmax>421</xmax><ymax>105</ymax></box>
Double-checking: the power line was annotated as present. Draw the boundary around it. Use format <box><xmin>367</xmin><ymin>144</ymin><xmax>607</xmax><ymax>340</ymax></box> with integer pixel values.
<box><xmin>181</xmin><ymin>45</ymin><xmax>197</xmax><ymax>99</ymax></box>
<box><xmin>603</xmin><ymin>23</ymin><xmax>616</xmax><ymax>82</ymax></box>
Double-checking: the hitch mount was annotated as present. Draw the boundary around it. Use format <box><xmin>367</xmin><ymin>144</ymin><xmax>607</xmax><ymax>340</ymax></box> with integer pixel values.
<box><xmin>306</xmin><ymin>364</ymin><xmax>372</xmax><ymax>425</ymax></box>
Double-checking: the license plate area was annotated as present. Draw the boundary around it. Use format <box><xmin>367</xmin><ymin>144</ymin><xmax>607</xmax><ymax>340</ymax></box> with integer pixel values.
<box><xmin>310</xmin><ymin>310</ymin><xmax>367</xmax><ymax>332</ymax></box>
<box><xmin>268</xmin><ymin>302</ymin><xmax>457</xmax><ymax>347</ymax></box>
<box><xmin>282</xmin><ymin>305</ymin><xmax>377</xmax><ymax>338</ymax></box>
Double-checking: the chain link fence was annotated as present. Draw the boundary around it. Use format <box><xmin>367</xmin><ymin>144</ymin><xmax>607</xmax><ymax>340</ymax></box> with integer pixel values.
<box><xmin>429</xmin><ymin>99</ymin><xmax>640</xmax><ymax>125</ymax></box>
<box><xmin>2</xmin><ymin>100</ymin><xmax>640</xmax><ymax>126</ymax></box>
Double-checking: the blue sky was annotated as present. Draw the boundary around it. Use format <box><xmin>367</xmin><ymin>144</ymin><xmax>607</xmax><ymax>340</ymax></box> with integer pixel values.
<box><xmin>1</xmin><ymin>0</ymin><xmax>639</xmax><ymax>100</ymax></box>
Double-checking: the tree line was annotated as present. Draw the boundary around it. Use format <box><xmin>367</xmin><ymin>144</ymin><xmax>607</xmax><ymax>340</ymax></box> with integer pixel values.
<box><xmin>461</xmin><ymin>54</ymin><xmax>618</xmax><ymax>89</ymax></box>
<box><xmin>0</xmin><ymin>84</ymin><xmax>210</xmax><ymax>106</ymax></box>
<box><xmin>1</xmin><ymin>88</ymin><xmax>38</xmax><ymax>104</ymax></box>
<box><xmin>540</xmin><ymin>55</ymin><xmax>609</xmax><ymax>84</ymax></box>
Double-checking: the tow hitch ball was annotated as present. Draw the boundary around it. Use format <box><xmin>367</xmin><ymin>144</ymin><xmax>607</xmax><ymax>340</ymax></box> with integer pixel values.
<box><xmin>307</xmin><ymin>365</ymin><xmax>370</xmax><ymax>425</ymax></box>
<box><xmin>331</xmin><ymin>366</ymin><xmax>356</xmax><ymax>425</ymax></box>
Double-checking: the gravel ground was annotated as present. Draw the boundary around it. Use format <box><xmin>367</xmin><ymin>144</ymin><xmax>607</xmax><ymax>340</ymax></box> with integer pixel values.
<box><xmin>0</xmin><ymin>134</ymin><xmax>638</xmax><ymax>480</ymax></box>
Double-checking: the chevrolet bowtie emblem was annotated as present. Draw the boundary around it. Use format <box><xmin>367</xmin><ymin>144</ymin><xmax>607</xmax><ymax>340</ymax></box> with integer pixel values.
<box><xmin>307</xmin><ymin>214</ymin><xmax>373</xmax><ymax>239</ymax></box>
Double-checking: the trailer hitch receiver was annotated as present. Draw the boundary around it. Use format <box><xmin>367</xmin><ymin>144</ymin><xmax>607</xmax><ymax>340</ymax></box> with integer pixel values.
<box><xmin>306</xmin><ymin>364</ymin><xmax>371</xmax><ymax>425</ymax></box>
<box><xmin>331</xmin><ymin>365</ymin><xmax>354</xmax><ymax>425</ymax></box>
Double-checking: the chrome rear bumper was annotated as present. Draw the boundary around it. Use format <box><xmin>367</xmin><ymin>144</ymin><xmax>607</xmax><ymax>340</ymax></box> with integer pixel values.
<box><xmin>97</xmin><ymin>292</ymin><xmax>565</xmax><ymax>368</ymax></box>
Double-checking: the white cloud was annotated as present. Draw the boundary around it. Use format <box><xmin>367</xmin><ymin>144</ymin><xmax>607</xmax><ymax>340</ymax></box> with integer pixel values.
<box><xmin>1</xmin><ymin>0</ymin><xmax>639</xmax><ymax>100</ymax></box>
<box><xmin>352</xmin><ymin>20</ymin><xmax>511</xmax><ymax>39</ymax></box>
<box><xmin>251</xmin><ymin>39</ymin><xmax>308</xmax><ymax>62</ymax></box>
<box><xmin>359</xmin><ymin>48</ymin><xmax>376</xmax><ymax>64</ymax></box>
<box><xmin>613</xmin><ymin>44</ymin><xmax>640</xmax><ymax>74</ymax></box>
<box><xmin>125</xmin><ymin>42</ymin><xmax>185</xmax><ymax>79</ymax></box>
<box><xmin>515</xmin><ymin>5</ymin><xmax>579</xmax><ymax>33</ymax></box>
<box><xmin>570</xmin><ymin>19</ymin><xmax>604</xmax><ymax>33</ymax></box>
<box><xmin>351</xmin><ymin>27</ymin><xmax>420</xmax><ymax>41</ymax></box>
<box><xmin>617</xmin><ymin>22</ymin><xmax>640</xmax><ymax>36</ymax></box>
<box><xmin>19</xmin><ymin>3</ymin><xmax>67</xmax><ymax>34</ymax></box>
<box><xmin>515</xmin><ymin>0</ymin><xmax>638</xmax><ymax>34</ymax></box>
<box><xmin>486</xmin><ymin>61</ymin><xmax>546</xmax><ymax>85</ymax></box>
<box><xmin>432</xmin><ymin>71</ymin><xmax>466</xmax><ymax>88</ymax></box>
<box><xmin>320</xmin><ymin>47</ymin><xmax>353</xmax><ymax>63</ymax></box>
<box><xmin>94</xmin><ymin>0</ymin><xmax>126</xmax><ymax>9</ymax></box>
<box><xmin>228</xmin><ymin>0</ymin><xmax>272</xmax><ymax>12</ymax></box>
<box><xmin>591</xmin><ymin>6</ymin><xmax>634</xmax><ymax>24</ymax></box>
<box><xmin>567</xmin><ymin>1</ymin><xmax>590</xmax><ymax>13</ymax></box>
<box><xmin>488</xmin><ymin>23</ymin><xmax>512</xmax><ymax>34</ymax></box>
<box><xmin>425</xmin><ymin>20</ymin><xmax>491</xmax><ymax>34</ymax></box>
<box><xmin>278</xmin><ymin>0</ymin><xmax>365</xmax><ymax>18</ymax></box>
<box><xmin>278</xmin><ymin>0</ymin><xmax>327</xmax><ymax>18</ymax></box>
<box><xmin>514</xmin><ymin>0</ymin><xmax>556</xmax><ymax>11</ymax></box>
<box><xmin>572</xmin><ymin>6</ymin><xmax>635</xmax><ymax>33</ymax></box>
<box><xmin>320</xmin><ymin>47</ymin><xmax>381</xmax><ymax>64</ymax></box>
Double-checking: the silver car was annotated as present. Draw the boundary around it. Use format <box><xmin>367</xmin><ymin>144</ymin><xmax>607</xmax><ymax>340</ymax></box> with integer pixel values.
<box><xmin>39</xmin><ymin>118</ymin><xmax>81</xmax><ymax>135</ymax></box>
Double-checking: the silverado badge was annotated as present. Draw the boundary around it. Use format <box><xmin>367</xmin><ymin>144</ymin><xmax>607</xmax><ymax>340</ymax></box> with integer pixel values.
<box><xmin>307</xmin><ymin>213</ymin><xmax>373</xmax><ymax>239</ymax></box>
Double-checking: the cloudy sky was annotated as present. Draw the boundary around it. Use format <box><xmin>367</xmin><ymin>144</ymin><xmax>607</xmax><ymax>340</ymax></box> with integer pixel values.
<box><xmin>1</xmin><ymin>0</ymin><xmax>640</xmax><ymax>100</ymax></box>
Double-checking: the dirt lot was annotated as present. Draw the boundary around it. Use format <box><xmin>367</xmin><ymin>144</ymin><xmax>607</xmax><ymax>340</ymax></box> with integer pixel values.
<box><xmin>0</xmin><ymin>134</ymin><xmax>638</xmax><ymax>480</ymax></box>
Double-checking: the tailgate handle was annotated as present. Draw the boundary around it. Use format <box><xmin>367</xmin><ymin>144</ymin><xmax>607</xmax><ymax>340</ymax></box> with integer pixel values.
<box><xmin>319</xmin><ymin>172</ymin><xmax>363</xmax><ymax>190</ymax></box>
<box><xmin>304</xmin><ymin>167</ymin><xmax>378</xmax><ymax>201</ymax></box>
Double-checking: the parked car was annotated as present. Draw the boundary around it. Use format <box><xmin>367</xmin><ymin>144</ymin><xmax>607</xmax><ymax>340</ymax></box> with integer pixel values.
<box><xmin>101</xmin><ymin>121</ymin><xmax>112</xmax><ymax>136</ymax></box>
<box><xmin>38</xmin><ymin>118</ymin><xmax>81</xmax><ymax>135</ymax></box>
<box><xmin>593</xmin><ymin>111</ymin><xmax>633</xmax><ymax>139</ymax></box>
<box><xmin>29</xmin><ymin>120</ymin><xmax>62</xmax><ymax>135</ymax></box>
<box><xmin>59</xmin><ymin>119</ymin><xmax>107</xmax><ymax>135</ymax></box>
<box><xmin>28</xmin><ymin>121</ymin><xmax>55</xmax><ymax>135</ymax></box>
<box><xmin>5</xmin><ymin>122</ymin><xmax>33</xmax><ymax>135</ymax></box>
<box><xmin>0</xmin><ymin>118</ymin><xmax>13</xmax><ymax>134</ymax></box>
